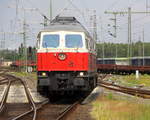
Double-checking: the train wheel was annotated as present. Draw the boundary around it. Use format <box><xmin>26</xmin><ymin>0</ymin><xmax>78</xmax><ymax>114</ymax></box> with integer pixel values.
<box><xmin>95</xmin><ymin>76</ymin><xmax>98</xmax><ymax>87</ymax></box>
<box><xmin>94</xmin><ymin>77</ymin><xmax>97</xmax><ymax>88</ymax></box>
<box><xmin>90</xmin><ymin>77</ymin><xmax>96</xmax><ymax>90</ymax></box>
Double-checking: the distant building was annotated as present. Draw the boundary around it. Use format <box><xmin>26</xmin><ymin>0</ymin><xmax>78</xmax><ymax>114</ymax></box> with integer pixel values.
<box><xmin>1</xmin><ymin>61</ymin><xmax>13</xmax><ymax>67</ymax></box>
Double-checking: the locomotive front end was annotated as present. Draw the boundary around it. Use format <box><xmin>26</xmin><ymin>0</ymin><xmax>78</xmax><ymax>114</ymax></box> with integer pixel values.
<box><xmin>36</xmin><ymin>16</ymin><xmax>97</xmax><ymax>96</ymax></box>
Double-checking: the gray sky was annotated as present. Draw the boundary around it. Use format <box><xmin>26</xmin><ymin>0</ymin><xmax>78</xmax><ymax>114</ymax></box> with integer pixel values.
<box><xmin>0</xmin><ymin>0</ymin><xmax>150</xmax><ymax>49</ymax></box>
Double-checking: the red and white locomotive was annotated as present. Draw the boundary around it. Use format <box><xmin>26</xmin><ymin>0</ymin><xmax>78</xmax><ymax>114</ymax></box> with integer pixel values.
<box><xmin>36</xmin><ymin>16</ymin><xmax>97</xmax><ymax>95</ymax></box>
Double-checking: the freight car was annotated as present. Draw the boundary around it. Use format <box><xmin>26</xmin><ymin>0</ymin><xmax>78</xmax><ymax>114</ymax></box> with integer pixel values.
<box><xmin>97</xmin><ymin>57</ymin><xmax>150</xmax><ymax>66</ymax></box>
<box><xmin>97</xmin><ymin>57</ymin><xmax>150</xmax><ymax>74</ymax></box>
<box><xmin>11</xmin><ymin>60</ymin><xmax>36</xmax><ymax>72</ymax></box>
<box><xmin>36</xmin><ymin>16</ymin><xmax>97</xmax><ymax>96</ymax></box>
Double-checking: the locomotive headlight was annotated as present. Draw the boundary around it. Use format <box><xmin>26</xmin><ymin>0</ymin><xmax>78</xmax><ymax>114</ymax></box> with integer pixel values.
<box><xmin>79</xmin><ymin>72</ymin><xmax>84</xmax><ymax>76</ymax></box>
<box><xmin>42</xmin><ymin>72</ymin><xmax>46</xmax><ymax>76</ymax></box>
<box><xmin>58</xmin><ymin>53</ymin><xmax>67</xmax><ymax>60</ymax></box>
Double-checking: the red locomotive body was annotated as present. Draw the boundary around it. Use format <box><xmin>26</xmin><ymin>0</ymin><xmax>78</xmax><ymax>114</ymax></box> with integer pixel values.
<box><xmin>37</xmin><ymin>52</ymin><xmax>96</xmax><ymax>71</ymax></box>
<box><xmin>36</xmin><ymin>16</ymin><xmax>97</xmax><ymax>95</ymax></box>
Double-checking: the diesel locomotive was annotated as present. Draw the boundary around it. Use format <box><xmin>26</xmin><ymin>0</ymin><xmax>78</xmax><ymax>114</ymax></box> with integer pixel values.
<box><xmin>36</xmin><ymin>16</ymin><xmax>97</xmax><ymax>95</ymax></box>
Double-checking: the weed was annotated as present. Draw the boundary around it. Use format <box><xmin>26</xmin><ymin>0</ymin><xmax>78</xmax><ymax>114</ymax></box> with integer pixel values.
<box><xmin>91</xmin><ymin>96</ymin><xmax>150</xmax><ymax>120</ymax></box>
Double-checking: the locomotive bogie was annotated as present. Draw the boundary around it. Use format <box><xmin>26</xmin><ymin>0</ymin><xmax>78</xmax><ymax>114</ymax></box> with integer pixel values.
<box><xmin>37</xmin><ymin>71</ymin><xmax>97</xmax><ymax>92</ymax></box>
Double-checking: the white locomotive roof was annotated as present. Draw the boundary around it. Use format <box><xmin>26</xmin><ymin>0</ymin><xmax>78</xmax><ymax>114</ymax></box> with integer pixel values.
<box><xmin>41</xmin><ymin>16</ymin><xmax>90</xmax><ymax>34</ymax></box>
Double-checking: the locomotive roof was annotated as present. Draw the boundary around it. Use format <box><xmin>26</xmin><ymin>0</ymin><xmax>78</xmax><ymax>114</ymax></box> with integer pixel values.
<box><xmin>41</xmin><ymin>16</ymin><xmax>89</xmax><ymax>34</ymax></box>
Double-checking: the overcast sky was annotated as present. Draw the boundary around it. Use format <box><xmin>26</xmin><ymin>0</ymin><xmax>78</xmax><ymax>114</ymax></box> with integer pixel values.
<box><xmin>0</xmin><ymin>0</ymin><xmax>150</xmax><ymax>49</ymax></box>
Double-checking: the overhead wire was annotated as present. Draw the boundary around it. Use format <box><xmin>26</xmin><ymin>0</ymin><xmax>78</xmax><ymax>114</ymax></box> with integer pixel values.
<box><xmin>57</xmin><ymin>0</ymin><xmax>91</xmax><ymax>33</ymax></box>
<box><xmin>104</xmin><ymin>0</ymin><xmax>149</xmax><ymax>41</ymax></box>
<box><xmin>57</xmin><ymin>0</ymin><xmax>75</xmax><ymax>16</ymax></box>
<box><xmin>130</xmin><ymin>0</ymin><xmax>142</xmax><ymax>7</ymax></box>
<box><xmin>7</xmin><ymin>0</ymin><xmax>21</xmax><ymax>49</ymax></box>
<box><xmin>25</xmin><ymin>0</ymin><xmax>50</xmax><ymax>21</ymax></box>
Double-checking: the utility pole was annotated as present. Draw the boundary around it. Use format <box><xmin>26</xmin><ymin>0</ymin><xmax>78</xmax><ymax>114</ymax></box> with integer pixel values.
<box><xmin>0</xmin><ymin>31</ymin><xmax>22</xmax><ymax>62</ymax></box>
<box><xmin>105</xmin><ymin>7</ymin><xmax>150</xmax><ymax>64</ymax></box>
<box><xmin>93</xmin><ymin>10</ymin><xmax>97</xmax><ymax>43</ymax></box>
<box><xmin>88</xmin><ymin>10</ymin><xmax>97</xmax><ymax>42</ymax></box>
<box><xmin>0</xmin><ymin>31</ymin><xmax>5</xmax><ymax>62</ymax></box>
<box><xmin>50</xmin><ymin>0</ymin><xmax>52</xmax><ymax>21</ymax></box>
<box><xmin>23</xmin><ymin>10</ymin><xmax>27</xmax><ymax>72</ymax></box>
<box><xmin>9</xmin><ymin>6</ymin><xmax>38</xmax><ymax>72</ymax></box>
<box><xmin>105</xmin><ymin>13</ymin><xmax>118</xmax><ymax>58</ymax></box>
<box><xmin>128</xmin><ymin>7</ymin><xmax>132</xmax><ymax>64</ymax></box>
<box><xmin>20</xmin><ymin>8</ymin><xmax>38</xmax><ymax>72</ymax></box>
<box><xmin>142</xmin><ymin>28</ymin><xmax>145</xmax><ymax>66</ymax></box>
<box><xmin>100</xmin><ymin>17</ymin><xmax>105</xmax><ymax>63</ymax></box>
<box><xmin>0</xmin><ymin>31</ymin><xmax>5</xmax><ymax>50</ymax></box>
<box><xmin>89</xmin><ymin>15</ymin><xmax>93</xmax><ymax>36</ymax></box>
<box><xmin>0</xmin><ymin>31</ymin><xmax>22</xmax><ymax>49</ymax></box>
<box><xmin>146</xmin><ymin>0</ymin><xmax>149</xmax><ymax>12</ymax></box>
<box><xmin>138</xmin><ymin>36</ymin><xmax>142</xmax><ymax>66</ymax></box>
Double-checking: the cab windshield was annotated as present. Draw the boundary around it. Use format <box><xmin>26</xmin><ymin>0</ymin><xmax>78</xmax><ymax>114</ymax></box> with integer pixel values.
<box><xmin>42</xmin><ymin>34</ymin><xmax>59</xmax><ymax>48</ymax></box>
<box><xmin>65</xmin><ymin>34</ymin><xmax>83</xmax><ymax>48</ymax></box>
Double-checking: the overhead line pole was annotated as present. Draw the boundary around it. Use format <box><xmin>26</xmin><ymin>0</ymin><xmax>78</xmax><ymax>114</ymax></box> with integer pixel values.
<box><xmin>93</xmin><ymin>10</ymin><xmax>97</xmax><ymax>43</ymax></box>
<box><xmin>105</xmin><ymin>12</ymin><xmax>118</xmax><ymax>58</ymax></box>
<box><xmin>143</xmin><ymin>28</ymin><xmax>145</xmax><ymax>66</ymax></box>
<box><xmin>0</xmin><ymin>31</ymin><xmax>23</xmax><ymax>49</ymax></box>
<box><xmin>114</xmin><ymin>14</ymin><xmax>118</xmax><ymax>58</ymax></box>
<box><xmin>100</xmin><ymin>18</ymin><xmax>105</xmax><ymax>64</ymax></box>
<box><xmin>128</xmin><ymin>8</ymin><xmax>131</xmax><ymax>64</ymax></box>
<box><xmin>0</xmin><ymin>31</ymin><xmax>5</xmax><ymax>50</ymax></box>
<box><xmin>113</xmin><ymin>14</ymin><xmax>117</xmax><ymax>58</ymax></box>
<box><xmin>23</xmin><ymin>10</ymin><xmax>27</xmax><ymax>72</ymax></box>
<box><xmin>0</xmin><ymin>31</ymin><xmax>23</xmax><ymax>63</ymax></box>
<box><xmin>50</xmin><ymin>0</ymin><xmax>52</xmax><ymax>21</ymax></box>
<box><xmin>146</xmin><ymin>0</ymin><xmax>148</xmax><ymax>12</ymax></box>
<box><xmin>9</xmin><ymin>6</ymin><xmax>39</xmax><ymax>72</ymax></box>
<box><xmin>105</xmin><ymin>8</ymin><xmax>150</xmax><ymax>65</ymax></box>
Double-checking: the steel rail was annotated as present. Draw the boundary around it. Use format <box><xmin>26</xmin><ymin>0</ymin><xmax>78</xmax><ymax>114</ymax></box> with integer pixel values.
<box><xmin>0</xmin><ymin>70</ymin><xmax>9</xmax><ymax>76</ymax></box>
<box><xmin>0</xmin><ymin>72</ymin><xmax>15</xmax><ymax>114</ymax></box>
<box><xmin>56</xmin><ymin>101</ymin><xmax>79</xmax><ymax>120</ymax></box>
<box><xmin>5</xmin><ymin>74</ymin><xmax>37</xmax><ymax>120</ymax></box>
<box><xmin>0</xmin><ymin>79</ymin><xmax>18</xmax><ymax>85</ymax></box>
<box><xmin>0</xmin><ymin>78</ymin><xmax>9</xmax><ymax>85</ymax></box>
<box><xmin>0</xmin><ymin>73</ymin><xmax>49</xmax><ymax>120</ymax></box>
<box><xmin>99</xmin><ymin>84</ymin><xmax>150</xmax><ymax>99</ymax></box>
<box><xmin>0</xmin><ymin>78</ymin><xmax>8</xmax><ymax>82</ymax></box>
<box><xmin>99</xmin><ymin>81</ymin><xmax>150</xmax><ymax>95</ymax></box>
<box><xmin>0</xmin><ymin>80</ymin><xmax>11</xmax><ymax>113</ymax></box>
<box><xmin>20</xmin><ymin>80</ymin><xmax>37</xmax><ymax>120</ymax></box>
<box><xmin>98</xmin><ymin>81</ymin><xmax>150</xmax><ymax>99</ymax></box>
<box><xmin>12</xmin><ymin>108</ymin><xmax>34</xmax><ymax>120</ymax></box>
<box><xmin>12</xmin><ymin>99</ymin><xmax>49</xmax><ymax>120</ymax></box>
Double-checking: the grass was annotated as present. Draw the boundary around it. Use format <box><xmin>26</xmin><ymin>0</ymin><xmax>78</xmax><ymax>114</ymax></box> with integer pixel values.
<box><xmin>91</xmin><ymin>74</ymin><xmax>150</xmax><ymax>120</ymax></box>
<box><xmin>11</xmin><ymin>72</ymin><xmax>37</xmax><ymax>80</ymax></box>
<box><xmin>91</xmin><ymin>94</ymin><xmax>150</xmax><ymax>120</ymax></box>
<box><xmin>111</xmin><ymin>74</ymin><xmax>150</xmax><ymax>87</ymax></box>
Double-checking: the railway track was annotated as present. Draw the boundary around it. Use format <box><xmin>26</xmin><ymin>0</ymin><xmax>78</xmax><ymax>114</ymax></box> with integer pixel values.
<box><xmin>32</xmin><ymin>99</ymin><xmax>81</xmax><ymax>120</ymax></box>
<box><xmin>98</xmin><ymin>79</ymin><xmax>150</xmax><ymax>99</ymax></box>
<box><xmin>0</xmin><ymin>71</ymin><xmax>49</xmax><ymax>120</ymax></box>
<box><xmin>56</xmin><ymin>100</ymin><xmax>80</xmax><ymax>120</ymax></box>
<box><xmin>0</xmin><ymin>70</ymin><xmax>84</xmax><ymax>120</ymax></box>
